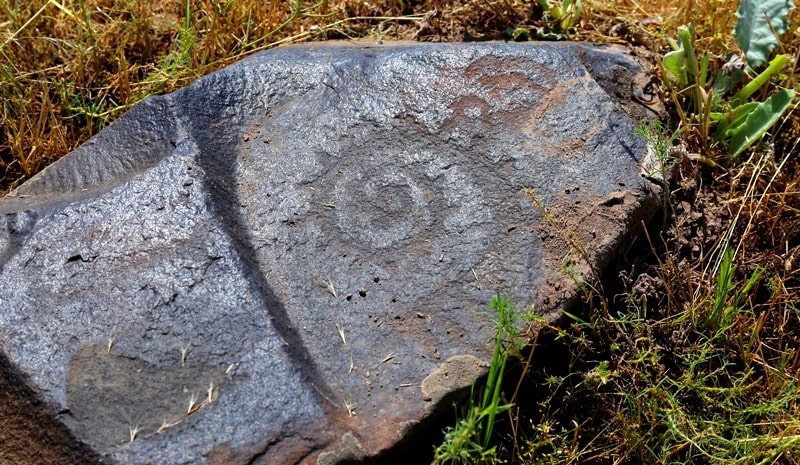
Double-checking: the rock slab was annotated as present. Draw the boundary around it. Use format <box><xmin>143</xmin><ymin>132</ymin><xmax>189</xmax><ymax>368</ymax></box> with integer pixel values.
<box><xmin>0</xmin><ymin>41</ymin><xmax>659</xmax><ymax>464</ymax></box>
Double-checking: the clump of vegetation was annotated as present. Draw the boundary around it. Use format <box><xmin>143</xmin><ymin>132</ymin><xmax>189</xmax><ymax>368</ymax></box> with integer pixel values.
<box><xmin>2</xmin><ymin>1</ymin><xmax>799</xmax><ymax>464</ymax></box>
<box><xmin>523</xmin><ymin>246</ymin><xmax>792</xmax><ymax>462</ymax></box>
<box><xmin>661</xmin><ymin>0</ymin><xmax>795</xmax><ymax>159</ymax></box>
<box><xmin>511</xmin><ymin>0</ymin><xmax>583</xmax><ymax>40</ymax></box>
<box><xmin>433</xmin><ymin>294</ymin><xmax>536</xmax><ymax>465</ymax></box>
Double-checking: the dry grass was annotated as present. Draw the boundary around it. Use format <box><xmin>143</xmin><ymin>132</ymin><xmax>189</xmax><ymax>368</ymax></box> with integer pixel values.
<box><xmin>0</xmin><ymin>0</ymin><xmax>334</xmax><ymax>189</ymax></box>
<box><xmin>2</xmin><ymin>0</ymin><xmax>783</xmax><ymax>191</ymax></box>
<box><xmin>1</xmin><ymin>1</ymin><xmax>800</xmax><ymax>464</ymax></box>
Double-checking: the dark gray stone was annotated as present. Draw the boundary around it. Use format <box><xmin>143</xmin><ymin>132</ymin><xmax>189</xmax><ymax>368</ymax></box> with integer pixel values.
<box><xmin>0</xmin><ymin>41</ymin><xmax>660</xmax><ymax>464</ymax></box>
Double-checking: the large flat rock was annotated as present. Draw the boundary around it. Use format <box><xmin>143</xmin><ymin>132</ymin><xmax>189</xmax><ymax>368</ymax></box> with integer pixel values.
<box><xmin>0</xmin><ymin>41</ymin><xmax>659</xmax><ymax>464</ymax></box>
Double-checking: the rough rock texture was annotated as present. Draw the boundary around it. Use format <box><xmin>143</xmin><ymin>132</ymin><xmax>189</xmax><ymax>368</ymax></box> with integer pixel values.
<box><xmin>0</xmin><ymin>41</ymin><xmax>660</xmax><ymax>464</ymax></box>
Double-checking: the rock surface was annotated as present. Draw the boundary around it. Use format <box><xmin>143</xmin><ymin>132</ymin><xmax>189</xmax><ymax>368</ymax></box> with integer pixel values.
<box><xmin>0</xmin><ymin>41</ymin><xmax>659</xmax><ymax>464</ymax></box>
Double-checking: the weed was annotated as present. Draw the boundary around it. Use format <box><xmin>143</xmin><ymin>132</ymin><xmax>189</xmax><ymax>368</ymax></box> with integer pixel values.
<box><xmin>0</xmin><ymin>0</ymin><xmax>355</xmax><ymax>193</ymax></box>
<box><xmin>510</xmin><ymin>0</ymin><xmax>583</xmax><ymax>40</ymax></box>
<box><xmin>432</xmin><ymin>294</ymin><xmax>527</xmax><ymax>465</ymax></box>
<box><xmin>158</xmin><ymin>0</ymin><xmax>197</xmax><ymax>79</ymax></box>
<box><xmin>703</xmin><ymin>246</ymin><xmax>763</xmax><ymax>334</ymax></box>
<box><xmin>662</xmin><ymin>0</ymin><xmax>796</xmax><ymax>159</ymax></box>
<box><xmin>634</xmin><ymin>120</ymin><xmax>685</xmax><ymax>183</ymax></box>
<box><xmin>535</xmin><ymin>0</ymin><xmax>582</xmax><ymax>37</ymax></box>
<box><xmin>509</xmin><ymin>239</ymin><xmax>800</xmax><ymax>465</ymax></box>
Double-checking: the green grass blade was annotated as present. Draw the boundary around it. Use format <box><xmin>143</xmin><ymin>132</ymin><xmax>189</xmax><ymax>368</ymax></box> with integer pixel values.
<box><xmin>711</xmin><ymin>247</ymin><xmax>735</xmax><ymax>329</ymax></box>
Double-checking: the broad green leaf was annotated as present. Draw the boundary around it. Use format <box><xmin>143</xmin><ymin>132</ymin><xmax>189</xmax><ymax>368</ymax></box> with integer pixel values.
<box><xmin>734</xmin><ymin>0</ymin><xmax>795</xmax><ymax>68</ymax></box>
<box><xmin>663</xmin><ymin>26</ymin><xmax>695</xmax><ymax>87</ymax></box>
<box><xmin>663</xmin><ymin>48</ymin><xmax>686</xmax><ymax>87</ymax></box>
<box><xmin>511</xmin><ymin>27</ymin><xmax>530</xmax><ymax>40</ymax></box>
<box><xmin>728</xmin><ymin>89</ymin><xmax>795</xmax><ymax>157</ymax></box>
<box><xmin>712</xmin><ymin>101</ymin><xmax>759</xmax><ymax>140</ymax></box>
<box><xmin>560</xmin><ymin>0</ymin><xmax>582</xmax><ymax>30</ymax></box>
<box><xmin>711</xmin><ymin>71</ymin><xmax>741</xmax><ymax>98</ymax></box>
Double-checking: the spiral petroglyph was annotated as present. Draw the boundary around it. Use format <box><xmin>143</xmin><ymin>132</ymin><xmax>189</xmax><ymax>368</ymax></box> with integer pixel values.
<box><xmin>0</xmin><ymin>42</ymin><xmax>660</xmax><ymax>465</ymax></box>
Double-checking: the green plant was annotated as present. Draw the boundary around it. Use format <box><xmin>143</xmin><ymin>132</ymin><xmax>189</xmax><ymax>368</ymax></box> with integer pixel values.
<box><xmin>618</xmin><ymin>245</ymin><xmax>794</xmax><ymax>464</ymax></box>
<box><xmin>537</xmin><ymin>0</ymin><xmax>582</xmax><ymax>33</ymax></box>
<box><xmin>662</xmin><ymin>0</ymin><xmax>796</xmax><ymax>158</ymax></box>
<box><xmin>517</xmin><ymin>249</ymin><xmax>800</xmax><ymax>464</ymax></box>
<box><xmin>734</xmin><ymin>0</ymin><xmax>795</xmax><ymax>68</ymax></box>
<box><xmin>432</xmin><ymin>294</ymin><xmax>526</xmax><ymax>465</ymax></box>
<box><xmin>704</xmin><ymin>247</ymin><xmax>763</xmax><ymax>333</ymax></box>
<box><xmin>511</xmin><ymin>0</ymin><xmax>583</xmax><ymax>41</ymax></box>
<box><xmin>634</xmin><ymin>120</ymin><xmax>686</xmax><ymax>179</ymax></box>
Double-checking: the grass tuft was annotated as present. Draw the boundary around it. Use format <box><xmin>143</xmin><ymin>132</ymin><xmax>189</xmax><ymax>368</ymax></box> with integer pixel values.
<box><xmin>433</xmin><ymin>293</ymin><xmax>531</xmax><ymax>465</ymax></box>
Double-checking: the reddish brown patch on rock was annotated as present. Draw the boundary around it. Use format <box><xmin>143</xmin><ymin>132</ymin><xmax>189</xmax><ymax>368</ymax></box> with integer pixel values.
<box><xmin>0</xmin><ymin>353</ymin><xmax>102</xmax><ymax>465</ymax></box>
<box><xmin>205</xmin><ymin>434</ymin><xmax>327</xmax><ymax>465</ymax></box>
<box><xmin>529</xmin><ymin>188</ymin><xmax>660</xmax><ymax>317</ymax></box>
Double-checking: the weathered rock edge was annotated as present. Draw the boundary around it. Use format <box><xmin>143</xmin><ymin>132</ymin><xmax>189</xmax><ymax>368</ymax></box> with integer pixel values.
<box><xmin>0</xmin><ymin>41</ymin><xmax>660</xmax><ymax>464</ymax></box>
